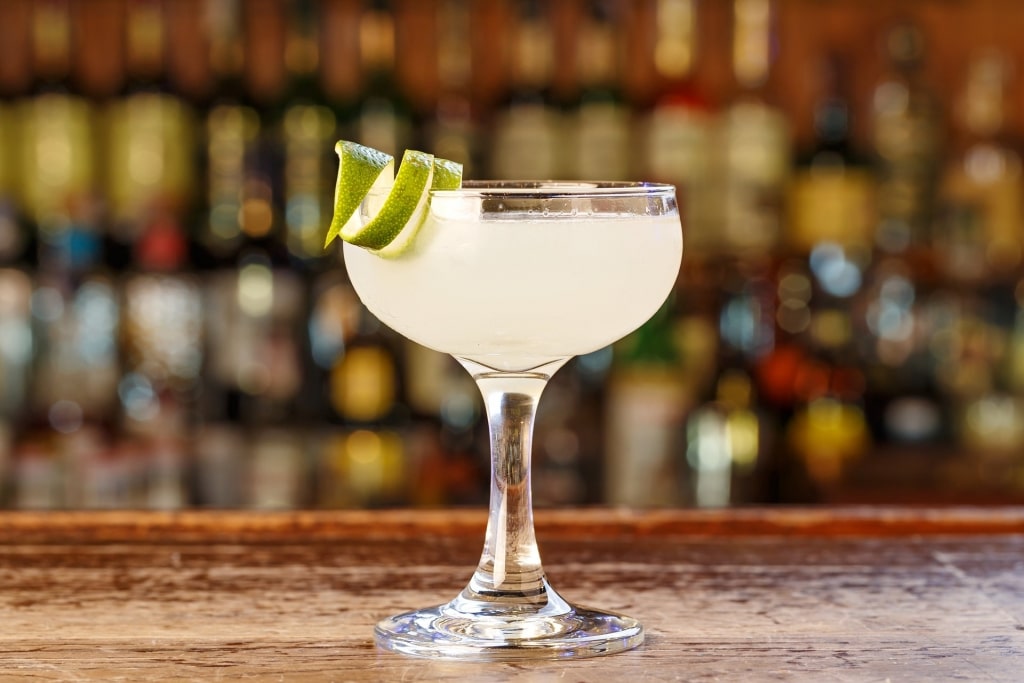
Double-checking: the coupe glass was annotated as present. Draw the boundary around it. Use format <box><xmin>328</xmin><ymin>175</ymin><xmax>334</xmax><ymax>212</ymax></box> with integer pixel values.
<box><xmin>344</xmin><ymin>181</ymin><xmax>683</xmax><ymax>660</ymax></box>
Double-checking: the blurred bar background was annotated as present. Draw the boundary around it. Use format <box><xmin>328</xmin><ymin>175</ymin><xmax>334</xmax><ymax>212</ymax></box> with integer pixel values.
<box><xmin>0</xmin><ymin>0</ymin><xmax>1023</xmax><ymax>510</ymax></box>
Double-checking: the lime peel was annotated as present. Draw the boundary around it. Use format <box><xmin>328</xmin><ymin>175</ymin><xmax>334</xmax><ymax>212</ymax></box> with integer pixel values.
<box><xmin>324</xmin><ymin>140</ymin><xmax>393</xmax><ymax>248</ymax></box>
<box><xmin>325</xmin><ymin>140</ymin><xmax>464</xmax><ymax>256</ymax></box>
<box><xmin>375</xmin><ymin>157</ymin><xmax>464</xmax><ymax>259</ymax></box>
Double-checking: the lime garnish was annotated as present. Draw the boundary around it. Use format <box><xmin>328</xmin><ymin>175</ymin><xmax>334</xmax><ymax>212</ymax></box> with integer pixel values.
<box><xmin>324</xmin><ymin>140</ymin><xmax>394</xmax><ymax>248</ymax></box>
<box><xmin>375</xmin><ymin>157</ymin><xmax>464</xmax><ymax>258</ymax></box>
<box><xmin>431</xmin><ymin>157</ymin><xmax>464</xmax><ymax>191</ymax></box>
<box><xmin>325</xmin><ymin>141</ymin><xmax>463</xmax><ymax>256</ymax></box>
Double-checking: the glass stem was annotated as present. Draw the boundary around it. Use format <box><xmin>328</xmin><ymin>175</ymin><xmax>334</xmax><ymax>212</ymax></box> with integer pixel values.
<box><xmin>456</xmin><ymin>358</ymin><xmax>568</xmax><ymax>611</ymax></box>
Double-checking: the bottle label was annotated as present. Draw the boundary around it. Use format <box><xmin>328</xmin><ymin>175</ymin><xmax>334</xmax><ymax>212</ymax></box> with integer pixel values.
<box><xmin>721</xmin><ymin>103</ymin><xmax>790</xmax><ymax>252</ymax></box>
<box><xmin>939</xmin><ymin>147</ymin><xmax>1024</xmax><ymax>275</ymax></box>
<box><xmin>283</xmin><ymin>104</ymin><xmax>337</xmax><ymax>261</ymax></box>
<box><xmin>645</xmin><ymin>106</ymin><xmax>710</xmax><ymax>184</ymax></box>
<box><xmin>106</xmin><ymin>93</ymin><xmax>195</xmax><ymax>228</ymax></box>
<box><xmin>787</xmin><ymin>168</ymin><xmax>875</xmax><ymax>251</ymax></box>
<box><xmin>572</xmin><ymin>101</ymin><xmax>631</xmax><ymax>180</ymax></box>
<box><xmin>491</xmin><ymin>104</ymin><xmax>564</xmax><ymax>179</ymax></box>
<box><xmin>645</xmin><ymin>106</ymin><xmax>718</xmax><ymax>249</ymax></box>
<box><xmin>18</xmin><ymin>94</ymin><xmax>96</xmax><ymax>222</ymax></box>
<box><xmin>206</xmin><ymin>104</ymin><xmax>260</xmax><ymax>252</ymax></box>
<box><xmin>605</xmin><ymin>370</ymin><xmax>687</xmax><ymax>506</ymax></box>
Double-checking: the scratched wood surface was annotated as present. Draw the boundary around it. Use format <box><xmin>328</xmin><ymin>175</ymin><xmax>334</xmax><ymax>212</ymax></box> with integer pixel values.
<box><xmin>0</xmin><ymin>508</ymin><xmax>1021</xmax><ymax>682</ymax></box>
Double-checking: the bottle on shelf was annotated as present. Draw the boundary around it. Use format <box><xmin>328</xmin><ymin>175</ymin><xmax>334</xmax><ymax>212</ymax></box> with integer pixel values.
<box><xmin>605</xmin><ymin>298</ymin><xmax>688</xmax><ymax>507</ymax></box>
<box><xmin>859</xmin><ymin>255</ymin><xmax>945</xmax><ymax>447</ymax></box>
<box><xmin>685</xmin><ymin>369</ymin><xmax>762</xmax><ymax>507</ymax></box>
<box><xmin>423</xmin><ymin>0</ymin><xmax>480</xmax><ymax>177</ymax></box>
<box><xmin>18</xmin><ymin>0</ymin><xmax>96</xmax><ymax>275</ymax></box>
<box><xmin>565</xmin><ymin>0</ymin><xmax>631</xmax><ymax>181</ymax></box>
<box><xmin>320</xmin><ymin>304</ymin><xmax>408</xmax><ymax>508</ymax></box>
<box><xmin>0</xmin><ymin>269</ymin><xmax>34</xmax><ymax>423</ymax></box>
<box><xmin>236</xmin><ymin>0</ymin><xmax>290</xmax><ymax>266</ymax></box>
<box><xmin>0</xmin><ymin>77</ymin><xmax>28</xmax><ymax>268</ymax></box>
<box><xmin>108</xmin><ymin>0</ymin><xmax>206</xmax><ymax>508</ymax></box>
<box><xmin>780</xmin><ymin>245</ymin><xmax>872</xmax><ymax>499</ymax></box>
<box><xmin>718</xmin><ymin>0</ymin><xmax>790</xmax><ymax>256</ymax></box>
<box><xmin>17</xmin><ymin>2</ymin><xmax>122</xmax><ymax>506</ymax></box>
<box><xmin>786</xmin><ymin>54</ymin><xmax>875</xmax><ymax>254</ymax></box>
<box><xmin>105</xmin><ymin>0</ymin><xmax>196</xmax><ymax>267</ymax></box>
<box><xmin>349</xmin><ymin>0</ymin><xmax>412</xmax><ymax>159</ymax></box>
<box><xmin>200</xmin><ymin>0</ymin><xmax>306</xmax><ymax>448</ymax></box>
<box><xmin>641</xmin><ymin>0</ymin><xmax>716</xmax><ymax>251</ymax></box>
<box><xmin>202</xmin><ymin>250</ymin><xmax>306</xmax><ymax>503</ymax></box>
<box><xmin>489</xmin><ymin>0</ymin><xmax>563</xmax><ymax>180</ymax></box>
<box><xmin>279</xmin><ymin>0</ymin><xmax>338</xmax><ymax>267</ymax></box>
<box><xmin>200</xmin><ymin>0</ymin><xmax>260</xmax><ymax>265</ymax></box>
<box><xmin>869</xmin><ymin>21</ymin><xmax>942</xmax><ymax>255</ymax></box>
<box><xmin>935</xmin><ymin>51</ymin><xmax>1023</xmax><ymax>282</ymax></box>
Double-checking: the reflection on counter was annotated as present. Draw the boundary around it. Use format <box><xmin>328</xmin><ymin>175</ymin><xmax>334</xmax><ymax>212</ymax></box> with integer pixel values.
<box><xmin>1</xmin><ymin>0</ymin><xmax>1024</xmax><ymax>509</ymax></box>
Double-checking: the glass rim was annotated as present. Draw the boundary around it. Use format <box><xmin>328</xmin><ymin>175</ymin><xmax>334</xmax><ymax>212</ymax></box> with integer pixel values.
<box><xmin>426</xmin><ymin>180</ymin><xmax>677</xmax><ymax>199</ymax></box>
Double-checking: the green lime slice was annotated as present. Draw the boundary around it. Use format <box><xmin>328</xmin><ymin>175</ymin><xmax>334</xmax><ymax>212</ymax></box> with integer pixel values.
<box><xmin>325</xmin><ymin>140</ymin><xmax>464</xmax><ymax>255</ymax></box>
<box><xmin>324</xmin><ymin>140</ymin><xmax>394</xmax><ymax>248</ymax></box>
<box><xmin>374</xmin><ymin>157</ymin><xmax>464</xmax><ymax>258</ymax></box>
<box><xmin>338</xmin><ymin>148</ymin><xmax>435</xmax><ymax>251</ymax></box>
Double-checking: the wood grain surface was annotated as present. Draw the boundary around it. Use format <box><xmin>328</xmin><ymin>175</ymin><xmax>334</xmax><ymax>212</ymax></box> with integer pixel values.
<box><xmin>0</xmin><ymin>508</ymin><xmax>1021</xmax><ymax>681</ymax></box>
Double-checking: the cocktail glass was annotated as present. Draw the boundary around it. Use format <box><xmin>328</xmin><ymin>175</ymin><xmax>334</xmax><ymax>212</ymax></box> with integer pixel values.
<box><xmin>344</xmin><ymin>181</ymin><xmax>683</xmax><ymax>660</ymax></box>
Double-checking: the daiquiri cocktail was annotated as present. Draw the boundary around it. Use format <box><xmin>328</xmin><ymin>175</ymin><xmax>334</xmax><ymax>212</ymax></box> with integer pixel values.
<box><xmin>328</xmin><ymin>143</ymin><xmax>683</xmax><ymax>660</ymax></box>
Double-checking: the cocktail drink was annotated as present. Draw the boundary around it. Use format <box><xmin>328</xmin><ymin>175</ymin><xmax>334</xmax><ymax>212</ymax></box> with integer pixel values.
<box><xmin>342</xmin><ymin>180</ymin><xmax>683</xmax><ymax>659</ymax></box>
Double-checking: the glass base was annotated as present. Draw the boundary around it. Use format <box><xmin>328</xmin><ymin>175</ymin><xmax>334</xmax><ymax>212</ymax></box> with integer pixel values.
<box><xmin>375</xmin><ymin>600</ymin><xmax>643</xmax><ymax>661</ymax></box>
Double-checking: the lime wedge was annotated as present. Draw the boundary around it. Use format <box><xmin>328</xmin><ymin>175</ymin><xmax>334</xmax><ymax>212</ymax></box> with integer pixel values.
<box><xmin>374</xmin><ymin>157</ymin><xmax>464</xmax><ymax>258</ymax></box>
<box><xmin>324</xmin><ymin>140</ymin><xmax>394</xmax><ymax>248</ymax></box>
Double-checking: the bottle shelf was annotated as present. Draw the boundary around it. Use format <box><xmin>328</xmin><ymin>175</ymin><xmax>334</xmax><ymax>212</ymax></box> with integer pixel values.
<box><xmin>0</xmin><ymin>0</ymin><xmax>1023</xmax><ymax>510</ymax></box>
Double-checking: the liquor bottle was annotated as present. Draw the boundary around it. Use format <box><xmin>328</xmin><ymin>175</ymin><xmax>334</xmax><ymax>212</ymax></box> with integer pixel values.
<box><xmin>0</xmin><ymin>84</ymin><xmax>28</xmax><ymax>267</ymax></box>
<box><xmin>786</xmin><ymin>55</ymin><xmax>875</xmax><ymax>254</ymax></box>
<box><xmin>202</xmin><ymin>257</ymin><xmax>305</xmax><ymax>421</ymax></box>
<box><xmin>114</xmin><ymin>0</ymin><xmax>201</xmax><ymax>394</ymax></box>
<box><xmin>22</xmin><ymin>3</ymin><xmax>120</xmax><ymax>461</ymax></box>
<box><xmin>0</xmin><ymin>419</ymin><xmax>12</xmax><ymax>506</ymax></box>
<box><xmin>17</xmin><ymin>0</ymin><xmax>97</xmax><ymax>274</ymax></box>
<box><xmin>0</xmin><ymin>270</ymin><xmax>34</xmax><ymax>422</ymax></box>
<box><xmin>641</xmin><ymin>0</ymin><xmax>715</xmax><ymax>251</ymax></box>
<box><xmin>194</xmin><ymin>423</ymin><xmax>246</xmax><ymax>508</ymax></box>
<box><xmin>322</xmin><ymin>305</ymin><xmax>408</xmax><ymax>508</ymax></box>
<box><xmin>198</xmin><ymin>0</ymin><xmax>260</xmax><ymax>453</ymax></box>
<box><xmin>565</xmin><ymin>0</ymin><xmax>631</xmax><ymax>181</ymax></box>
<box><xmin>870</xmin><ymin>21</ymin><xmax>942</xmax><ymax>254</ymax></box>
<box><xmin>604</xmin><ymin>298</ymin><xmax>688</xmax><ymax>506</ymax></box>
<box><xmin>424</xmin><ymin>0</ymin><xmax>480</xmax><ymax>176</ymax></box>
<box><xmin>200</xmin><ymin>0</ymin><xmax>259</xmax><ymax>264</ymax></box>
<box><xmin>201</xmin><ymin>0</ymin><xmax>306</xmax><ymax>452</ymax></box>
<box><xmin>718</xmin><ymin>0</ymin><xmax>790</xmax><ymax>255</ymax></box>
<box><xmin>280</xmin><ymin>0</ymin><xmax>338</xmax><ymax>267</ymax></box>
<box><xmin>202</xmin><ymin>250</ymin><xmax>307</xmax><ymax>508</ymax></box>
<box><xmin>935</xmin><ymin>52</ymin><xmax>1023</xmax><ymax>282</ymax></box>
<box><xmin>859</xmin><ymin>255</ymin><xmax>944</xmax><ymax>446</ymax></box>
<box><xmin>781</xmin><ymin>245</ymin><xmax>871</xmax><ymax>498</ymax></box>
<box><xmin>489</xmin><ymin>0</ymin><xmax>563</xmax><ymax>180</ymax></box>
<box><xmin>238</xmin><ymin>0</ymin><xmax>290</xmax><ymax>265</ymax></box>
<box><xmin>0</xmin><ymin>46</ymin><xmax>30</xmax><ymax>458</ymax></box>
<box><xmin>685</xmin><ymin>369</ymin><xmax>762</xmax><ymax>507</ymax></box>
<box><xmin>349</xmin><ymin>0</ymin><xmax>412</xmax><ymax>158</ymax></box>
<box><xmin>105</xmin><ymin>0</ymin><xmax>196</xmax><ymax>265</ymax></box>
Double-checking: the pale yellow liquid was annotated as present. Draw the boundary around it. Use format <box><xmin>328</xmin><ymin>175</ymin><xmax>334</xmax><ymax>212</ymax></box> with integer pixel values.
<box><xmin>344</xmin><ymin>212</ymin><xmax>682</xmax><ymax>372</ymax></box>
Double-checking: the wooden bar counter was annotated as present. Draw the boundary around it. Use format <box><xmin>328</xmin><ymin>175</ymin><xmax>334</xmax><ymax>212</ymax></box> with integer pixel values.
<box><xmin>0</xmin><ymin>507</ymin><xmax>1021</xmax><ymax>681</ymax></box>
